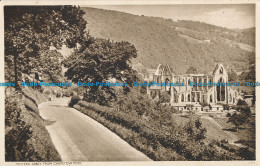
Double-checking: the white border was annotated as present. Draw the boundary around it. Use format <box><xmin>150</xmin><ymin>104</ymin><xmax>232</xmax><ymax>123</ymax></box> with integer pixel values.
<box><xmin>0</xmin><ymin>1</ymin><xmax>259</xmax><ymax>166</ymax></box>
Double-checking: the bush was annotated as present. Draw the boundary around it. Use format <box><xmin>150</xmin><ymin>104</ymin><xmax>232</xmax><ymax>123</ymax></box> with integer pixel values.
<box><xmin>73</xmin><ymin>97</ymin><xmax>241</xmax><ymax>161</ymax></box>
<box><xmin>237</xmin><ymin>147</ymin><xmax>255</xmax><ymax>160</ymax></box>
<box><xmin>69</xmin><ymin>96</ymin><xmax>81</xmax><ymax>107</ymax></box>
<box><xmin>5</xmin><ymin>91</ymin><xmax>60</xmax><ymax>161</ymax></box>
<box><xmin>56</xmin><ymin>92</ymin><xmax>61</xmax><ymax>98</ymax></box>
<box><xmin>200</xmin><ymin>101</ymin><xmax>209</xmax><ymax>107</ymax></box>
<box><xmin>237</xmin><ymin>99</ymin><xmax>248</xmax><ymax>106</ymax></box>
<box><xmin>63</xmin><ymin>90</ymin><xmax>71</xmax><ymax>97</ymax></box>
<box><xmin>223</xmin><ymin>104</ymin><xmax>230</xmax><ymax>110</ymax></box>
<box><xmin>70</xmin><ymin>91</ymin><xmax>77</xmax><ymax>97</ymax></box>
<box><xmin>226</xmin><ymin>112</ymin><xmax>231</xmax><ymax>117</ymax></box>
<box><xmin>158</xmin><ymin>91</ymin><xmax>171</xmax><ymax>103</ymax></box>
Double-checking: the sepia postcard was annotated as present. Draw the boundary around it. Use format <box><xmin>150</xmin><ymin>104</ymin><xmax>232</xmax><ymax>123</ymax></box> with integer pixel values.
<box><xmin>0</xmin><ymin>0</ymin><xmax>259</xmax><ymax>166</ymax></box>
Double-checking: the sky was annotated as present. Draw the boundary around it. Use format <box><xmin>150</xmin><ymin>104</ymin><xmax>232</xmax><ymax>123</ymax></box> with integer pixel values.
<box><xmin>86</xmin><ymin>4</ymin><xmax>255</xmax><ymax>29</ymax></box>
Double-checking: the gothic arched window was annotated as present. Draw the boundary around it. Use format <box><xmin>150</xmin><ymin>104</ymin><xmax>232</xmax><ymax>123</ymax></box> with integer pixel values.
<box><xmin>219</xmin><ymin>67</ymin><xmax>223</xmax><ymax>74</ymax></box>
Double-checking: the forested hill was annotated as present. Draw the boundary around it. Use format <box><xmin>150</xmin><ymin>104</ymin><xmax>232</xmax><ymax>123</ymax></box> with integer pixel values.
<box><xmin>82</xmin><ymin>7</ymin><xmax>255</xmax><ymax>75</ymax></box>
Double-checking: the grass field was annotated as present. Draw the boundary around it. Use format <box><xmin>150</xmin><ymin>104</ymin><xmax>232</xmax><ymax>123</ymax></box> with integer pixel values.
<box><xmin>214</xmin><ymin>117</ymin><xmax>255</xmax><ymax>148</ymax></box>
<box><xmin>200</xmin><ymin>118</ymin><xmax>233</xmax><ymax>141</ymax></box>
<box><xmin>172</xmin><ymin>115</ymin><xmax>233</xmax><ymax>141</ymax></box>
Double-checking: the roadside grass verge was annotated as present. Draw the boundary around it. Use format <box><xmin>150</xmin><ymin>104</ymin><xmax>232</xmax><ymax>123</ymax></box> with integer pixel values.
<box><xmin>74</xmin><ymin>100</ymin><xmax>241</xmax><ymax>161</ymax></box>
<box><xmin>5</xmin><ymin>87</ymin><xmax>61</xmax><ymax>161</ymax></box>
<box><xmin>73</xmin><ymin>102</ymin><xmax>184</xmax><ymax>161</ymax></box>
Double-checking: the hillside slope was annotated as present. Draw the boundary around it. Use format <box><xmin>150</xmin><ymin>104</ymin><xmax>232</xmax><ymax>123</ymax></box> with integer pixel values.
<box><xmin>82</xmin><ymin>7</ymin><xmax>255</xmax><ymax>75</ymax></box>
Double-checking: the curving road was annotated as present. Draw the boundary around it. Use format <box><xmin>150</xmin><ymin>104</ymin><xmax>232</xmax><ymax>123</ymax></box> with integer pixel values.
<box><xmin>38</xmin><ymin>98</ymin><xmax>151</xmax><ymax>161</ymax></box>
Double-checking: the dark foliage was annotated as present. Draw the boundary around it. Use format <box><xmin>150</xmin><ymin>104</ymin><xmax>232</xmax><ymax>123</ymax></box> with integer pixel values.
<box><xmin>5</xmin><ymin>96</ymin><xmax>40</xmax><ymax>161</ymax></box>
<box><xmin>5</xmin><ymin>6</ymin><xmax>86</xmax><ymax>83</ymax></box>
<box><xmin>63</xmin><ymin>38</ymin><xmax>139</xmax><ymax>105</ymax></box>
<box><xmin>237</xmin><ymin>99</ymin><xmax>248</xmax><ymax>106</ymax></box>
<box><xmin>69</xmin><ymin>95</ymin><xmax>81</xmax><ymax>107</ymax></box>
<box><xmin>73</xmin><ymin>89</ymin><xmax>241</xmax><ymax>160</ymax></box>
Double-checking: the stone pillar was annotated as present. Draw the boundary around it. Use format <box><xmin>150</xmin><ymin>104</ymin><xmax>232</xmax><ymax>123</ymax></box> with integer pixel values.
<box><xmin>206</xmin><ymin>76</ymin><xmax>208</xmax><ymax>91</ymax></box>
<box><xmin>156</xmin><ymin>90</ymin><xmax>159</xmax><ymax>99</ymax></box>
<box><xmin>170</xmin><ymin>77</ymin><xmax>174</xmax><ymax>105</ymax></box>
<box><xmin>220</xmin><ymin>82</ymin><xmax>222</xmax><ymax>101</ymax></box>
<box><xmin>197</xmin><ymin>76</ymin><xmax>199</xmax><ymax>91</ymax></box>
<box><xmin>225</xmin><ymin>81</ymin><xmax>227</xmax><ymax>104</ymax></box>
<box><xmin>213</xmin><ymin>77</ymin><xmax>216</xmax><ymax>104</ymax></box>
<box><xmin>147</xmin><ymin>86</ymin><xmax>150</xmax><ymax>95</ymax></box>
<box><xmin>186</xmin><ymin>76</ymin><xmax>188</xmax><ymax>91</ymax></box>
<box><xmin>202</xmin><ymin>76</ymin><xmax>203</xmax><ymax>91</ymax></box>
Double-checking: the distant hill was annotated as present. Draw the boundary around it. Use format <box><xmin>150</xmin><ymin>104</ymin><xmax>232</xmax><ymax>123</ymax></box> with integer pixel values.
<box><xmin>82</xmin><ymin>7</ymin><xmax>255</xmax><ymax>75</ymax></box>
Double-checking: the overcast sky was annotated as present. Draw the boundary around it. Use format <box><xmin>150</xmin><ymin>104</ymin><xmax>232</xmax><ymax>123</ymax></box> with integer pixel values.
<box><xmin>86</xmin><ymin>4</ymin><xmax>255</xmax><ymax>29</ymax></box>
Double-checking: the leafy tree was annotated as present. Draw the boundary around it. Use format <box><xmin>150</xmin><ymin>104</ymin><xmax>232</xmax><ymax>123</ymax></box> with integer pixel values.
<box><xmin>5</xmin><ymin>6</ymin><xmax>87</xmax><ymax>87</ymax></box>
<box><xmin>246</xmin><ymin>65</ymin><xmax>255</xmax><ymax>82</ymax></box>
<box><xmin>227</xmin><ymin>113</ymin><xmax>247</xmax><ymax>131</ymax></box>
<box><xmin>68</xmin><ymin>95</ymin><xmax>81</xmax><ymax>107</ymax></box>
<box><xmin>226</xmin><ymin>112</ymin><xmax>231</xmax><ymax>117</ymax></box>
<box><xmin>139</xmin><ymin>83</ymin><xmax>148</xmax><ymax>94</ymax></box>
<box><xmin>227</xmin><ymin>106</ymin><xmax>251</xmax><ymax>131</ymax></box>
<box><xmin>209</xmin><ymin>104</ymin><xmax>212</xmax><ymax>110</ymax></box>
<box><xmin>238</xmin><ymin>65</ymin><xmax>255</xmax><ymax>84</ymax></box>
<box><xmin>237</xmin><ymin>99</ymin><xmax>248</xmax><ymax>106</ymax></box>
<box><xmin>63</xmin><ymin>38</ymin><xmax>138</xmax><ymax>105</ymax></box>
<box><xmin>185</xmin><ymin>118</ymin><xmax>207</xmax><ymax>142</ymax></box>
<box><xmin>238</xmin><ymin>106</ymin><xmax>251</xmax><ymax>116</ymax></box>
<box><xmin>158</xmin><ymin>91</ymin><xmax>171</xmax><ymax>103</ymax></box>
<box><xmin>222</xmin><ymin>104</ymin><xmax>230</xmax><ymax>110</ymax></box>
<box><xmin>36</xmin><ymin>50</ymin><xmax>63</xmax><ymax>82</ymax></box>
<box><xmin>227</xmin><ymin>70</ymin><xmax>238</xmax><ymax>82</ymax></box>
<box><xmin>252</xmin><ymin>92</ymin><xmax>255</xmax><ymax>106</ymax></box>
<box><xmin>237</xmin><ymin>147</ymin><xmax>255</xmax><ymax>160</ymax></box>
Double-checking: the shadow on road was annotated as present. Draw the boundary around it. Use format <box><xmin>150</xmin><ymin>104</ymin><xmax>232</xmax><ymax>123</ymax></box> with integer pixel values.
<box><xmin>44</xmin><ymin>119</ymin><xmax>56</xmax><ymax>126</ymax></box>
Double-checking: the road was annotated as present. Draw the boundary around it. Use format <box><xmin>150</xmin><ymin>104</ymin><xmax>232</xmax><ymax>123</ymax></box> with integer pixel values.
<box><xmin>38</xmin><ymin>98</ymin><xmax>151</xmax><ymax>161</ymax></box>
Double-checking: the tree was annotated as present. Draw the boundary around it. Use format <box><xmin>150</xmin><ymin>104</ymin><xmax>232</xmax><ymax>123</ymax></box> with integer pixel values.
<box><xmin>158</xmin><ymin>91</ymin><xmax>171</xmax><ymax>103</ymax></box>
<box><xmin>252</xmin><ymin>92</ymin><xmax>255</xmax><ymax>106</ymax></box>
<box><xmin>237</xmin><ymin>99</ymin><xmax>248</xmax><ymax>106</ymax></box>
<box><xmin>185</xmin><ymin>118</ymin><xmax>207</xmax><ymax>142</ymax></box>
<box><xmin>239</xmin><ymin>106</ymin><xmax>251</xmax><ymax>116</ymax></box>
<box><xmin>36</xmin><ymin>50</ymin><xmax>64</xmax><ymax>82</ymax></box>
<box><xmin>5</xmin><ymin>6</ymin><xmax>87</xmax><ymax>88</ymax></box>
<box><xmin>63</xmin><ymin>38</ymin><xmax>138</xmax><ymax>105</ymax></box>
<box><xmin>209</xmin><ymin>104</ymin><xmax>212</xmax><ymax>110</ymax></box>
<box><xmin>227</xmin><ymin>70</ymin><xmax>238</xmax><ymax>82</ymax></box>
<box><xmin>227</xmin><ymin>113</ymin><xmax>247</xmax><ymax>131</ymax></box>
<box><xmin>222</xmin><ymin>104</ymin><xmax>230</xmax><ymax>110</ymax></box>
<box><xmin>238</xmin><ymin>65</ymin><xmax>255</xmax><ymax>84</ymax></box>
<box><xmin>186</xmin><ymin>66</ymin><xmax>198</xmax><ymax>74</ymax></box>
<box><xmin>227</xmin><ymin>106</ymin><xmax>251</xmax><ymax>131</ymax></box>
<box><xmin>246</xmin><ymin>65</ymin><xmax>255</xmax><ymax>82</ymax></box>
